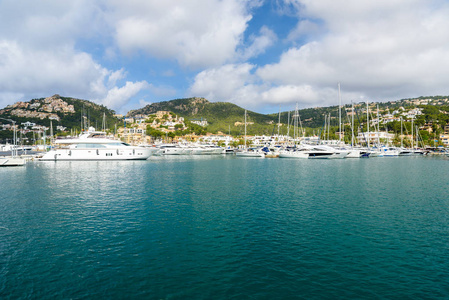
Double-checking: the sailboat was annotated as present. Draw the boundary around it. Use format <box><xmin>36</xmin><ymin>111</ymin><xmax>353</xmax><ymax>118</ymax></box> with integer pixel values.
<box><xmin>346</xmin><ymin>100</ymin><xmax>362</xmax><ymax>158</ymax></box>
<box><xmin>0</xmin><ymin>118</ymin><xmax>26</xmax><ymax>166</ymax></box>
<box><xmin>398</xmin><ymin>117</ymin><xmax>413</xmax><ymax>156</ymax></box>
<box><xmin>321</xmin><ymin>83</ymin><xmax>348</xmax><ymax>159</ymax></box>
<box><xmin>235</xmin><ymin>110</ymin><xmax>265</xmax><ymax>157</ymax></box>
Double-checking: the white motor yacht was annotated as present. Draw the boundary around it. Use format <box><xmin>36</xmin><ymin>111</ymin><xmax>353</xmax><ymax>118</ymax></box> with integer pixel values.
<box><xmin>190</xmin><ymin>144</ymin><xmax>223</xmax><ymax>155</ymax></box>
<box><xmin>303</xmin><ymin>144</ymin><xmax>349</xmax><ymax>159</ymax></box>
<box><xmin>235</xmin><ymin>148</ymin><xmax>265</xmax><ymax>157</ymax></box>
<box><xmin>39</xmin><ymin>127</ymin><xmax>153</xmax><ymax>161</ymax></box>
<box><xmin>278</xmin><ymin>149</ymin><xmax>309</xmax><ymax>159</ymax></box>
<box><xmin>398</xmin><ymin>147</ymin><xmax>413</xmax><ymax>156</ymax></box>
<box><xmin>157</xmin><ymin>144</ymin><xmax>189</xmax><ymax>155</ymax></box>
<box><xmin>345</xmin><ymin>148</ymin><xmax>361</xmax><ymax>158</ymax></box>
<box><xmin>382</xmin><ymin>146</ymin><xmax>399</xmax><ymax>156</ymax></box>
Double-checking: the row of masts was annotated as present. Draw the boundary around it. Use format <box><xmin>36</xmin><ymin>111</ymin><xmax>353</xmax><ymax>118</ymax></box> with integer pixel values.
<box><xmin>259</xmin><ymin>83</ymin><xmax>423</xmax><ymax>148</ymax></box>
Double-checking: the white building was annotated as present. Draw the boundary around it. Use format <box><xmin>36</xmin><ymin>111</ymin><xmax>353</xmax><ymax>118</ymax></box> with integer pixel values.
<box><xmin>21</xmin><ymin>121</ymin><xmax>36</xmax><ymax>128</ymax></box>
<box><xmin>357</xmin><ymin>131</ymin><xmax>395</xmax><ymax>145</ymax></box>
<box><xmin>191</xmin><ymin>119</ymin><xmax>208</xmax><ymax>127</ymax></box>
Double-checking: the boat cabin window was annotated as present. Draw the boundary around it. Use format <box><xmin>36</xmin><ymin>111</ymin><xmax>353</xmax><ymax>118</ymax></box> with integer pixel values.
<box><xmin>76</xmin><ymin>143</ymin><xmax>107</xmax><ymax>148</ymax></box>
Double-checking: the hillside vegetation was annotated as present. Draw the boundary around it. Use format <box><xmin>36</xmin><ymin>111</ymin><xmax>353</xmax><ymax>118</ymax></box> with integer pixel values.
<box><xmin>0</xmin><ymin>94</ymin><xmax>119</xmax><ymax>130</ymax></box>
<box><xmin>2</xmin><ymin>94</ymin><xmax>449</xmax><ymax>146</ymax></box>
<box><xmin>128</xmin><ymin>97</ymin><xmax>279</xmax><ymax>135</ymax></box>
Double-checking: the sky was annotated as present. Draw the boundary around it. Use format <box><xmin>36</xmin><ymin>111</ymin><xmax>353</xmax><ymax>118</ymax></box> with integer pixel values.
<box><xmin>1</xmin><ymin>0</ymin><xmax>449</xmax><ymax>115</ymax></box>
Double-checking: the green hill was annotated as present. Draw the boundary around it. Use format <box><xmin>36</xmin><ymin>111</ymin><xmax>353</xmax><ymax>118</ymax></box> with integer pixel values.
<box><xmin>128</xmin><ymin>97</ymin><xmax>279</xmax><ymax>135</ymax></box>
<box><xmin>0</xmin><ymin>94</ymin><xmax>119</xmax><ymax>132</ymax></box>
<box><xmin>2</xmin><ymin>94</ymin><xmax>449</xmax><ymax>143</ymax></box>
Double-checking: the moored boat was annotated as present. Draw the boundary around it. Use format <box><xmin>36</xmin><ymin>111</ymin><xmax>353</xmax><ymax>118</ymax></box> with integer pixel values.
<box><xmin>235</xmin><ymin>147</ymin><xmax>265</xmax><ymax>158</ymax></box>
<box><xmin>39</xmin><ymin>127</ymin><xmax>153</xmax><ymax>161</ymax></box>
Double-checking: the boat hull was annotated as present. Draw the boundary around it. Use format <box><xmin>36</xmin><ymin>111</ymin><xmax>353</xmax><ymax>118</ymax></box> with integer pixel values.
<box><xmin>39</xmin><ymin>148</ymin><xmax>153</xmax><ymax>161</ymax></box>
<box><xmin>235</xmin><ymin>151</ymin><xmax>265</xmax><ymax>157</ymax></box>
<box><xmin>278</xmin><ymin>151</ymin><xmax>308</xmax><ymax>159</ymax></box>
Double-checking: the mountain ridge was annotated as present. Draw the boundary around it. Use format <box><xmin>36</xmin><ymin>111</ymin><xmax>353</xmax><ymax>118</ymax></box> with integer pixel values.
<box><xmin>2</xmin><ymin>94</ymin><xmax>449</xmax><ymax>133</ymax></box>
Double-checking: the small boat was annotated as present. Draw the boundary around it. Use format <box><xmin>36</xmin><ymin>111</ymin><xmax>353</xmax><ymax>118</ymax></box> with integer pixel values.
<box><xmin>235</xmin><ymin>148</ymin><xmax>265</xmax><ymax>158</ymax></box>
<box><xmin>382</xmin><ymin>146</ymin><xmax>399</xmax><ymax>156</ymax></box>
<box><xmin>223</xmin><ymin>147</ymin><xmax>236</xmax><ymax>154</ymax></box>
<box><xmin>157</xmin><ymin>144</ymin><xmax>189</xmax><ymax>155</ymax></box>
<box><xmin>262</xmin><ymin>146</ymin><xmax>280</xmax><ymax>158</ymax></box>
<box><xmin>346</xmin><ymin>149</ymin><xmax>362</xmax><ymax>158</ymax></box>
<box><xmin>236</xmin><ymin>110</ymin><xmax>264</xmax><ymax>158</ymax></box>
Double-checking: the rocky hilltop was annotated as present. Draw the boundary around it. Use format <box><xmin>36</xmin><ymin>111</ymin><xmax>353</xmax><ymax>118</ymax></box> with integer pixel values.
<box><xmin>0</xmin><ymin>94</ymin><xmax>118</xmax><ymax>129</ymax></box>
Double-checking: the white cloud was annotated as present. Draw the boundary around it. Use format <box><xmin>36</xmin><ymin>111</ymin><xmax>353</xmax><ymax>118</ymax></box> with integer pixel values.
<box><xmin>3</xmin><ymin>0</ymin><xmax>449</xmax><ymax>115</ymax></box>
<box><xmin>110</xmin><ymin>0</ymin><xmax>252</xmax><ymax>68</ymax></box>
<box><xmin>191</xmin><ymin>0</ymin><xmax>449</xmax><ymax>111</ymax></box>
<box><xmin>100</xmin><ymin>81</ymin><xmax>149</xmax><ymax>111</ymax></box>
<box><xmin>189</xmin><ymin>63</ymin><xmax>256</xmax><ymax>101</ymax></box>
<box><xmin>261</xmin><ymin>85</ymin><xmax>319</xmax><ymax>104</ymax></box>
<box><xmin>0</xmin><ymin>40</ymin><xmax>107</xmax><ymax>98</ymax></box>
<box><xmin>0</xmin><ymin>39</ymin><xmax>150</xmax><ymax>113</ymax></box>
<box><xmin>0</xmin><ymin>0</ymin><xmax>108</xmax><ymax>49</ymax></box>
<box><xmin>276</xmin><ymin>0</ymin><xmax>449</xmax><ymax>102</ymax></box>
<box><xmin>107</xmin><ymin>69</ymin><xmax>127</xmax><ymax>87</ymax></box>
<box><xmin>240</xmin><ymin>26</ymin><xmax>277</xmax><ymax>60</ymax></box>
<box><xmin>287</xmin><ymin>20</ymin><xmax>323</xmax><ymax>42</ymax></box>
<box><xmin>188</xmin><ymin>63</ymin><xmax>343</xmax><ymax>110</ymax></box>
<box><xmin>139</xmin><ymin>99</ymin><xmax>152</xmax><ymax>108</ymax></box>
<box><xmin>0</xmin><ymin>1</ymin><xmax>151</xmax><ymax>113</ymax></box>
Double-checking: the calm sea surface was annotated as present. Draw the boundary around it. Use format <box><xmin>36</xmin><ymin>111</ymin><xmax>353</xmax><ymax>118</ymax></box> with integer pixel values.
<box><xmin>1</xmin><ymin>156</ymin><xmax>449</xmax><ymax>299</ymax></box>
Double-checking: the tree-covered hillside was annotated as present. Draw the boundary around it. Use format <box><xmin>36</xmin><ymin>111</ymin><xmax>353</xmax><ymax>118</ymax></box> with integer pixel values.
<box><xmin>128</xmin><ymin>97</ymin><xmax>278</xmax><ymax>135</ymax></box>
<box><xmin>0</xmin><ymin>95</ymin><xmax>119</xmax><ymax>131</ymax></box>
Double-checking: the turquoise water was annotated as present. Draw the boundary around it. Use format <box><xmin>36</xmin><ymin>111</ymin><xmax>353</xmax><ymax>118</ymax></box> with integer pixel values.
<box><xmin>1</xmin><ymin>156</ymin><xmax>449</xmax><ymax>299</ymax></box>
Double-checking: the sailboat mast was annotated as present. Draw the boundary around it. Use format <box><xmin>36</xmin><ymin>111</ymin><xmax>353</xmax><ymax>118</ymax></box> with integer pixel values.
<box><xmin>351</xmin><ymin>101</ymin><xmax>354</xmax><ymax>147</ymax></box>
<box><xmin>244</xmin><ymin>110</ymin><xmax>247</xmax><ymax>149</ymax></box>
<box><xmin>366</xmin><ymin>101</ymin><xmax>370</xmax><ymax>148</ymax></box>
<box><xmin>278</xmin><ymin>105</ymin><xmax>280</xmax><ymax>137</ymax></box>
<box><xmin>338</xmin><ymin>83</ymin><xmax>341</xmax><ymax>143</ymax></box>
<box><xmin>377</xmin><ymin>104</ymin><xmax>381</xmax><ymax>148</ymax></box>
<box><xmin>102</xmin><ymin>112</ymin><xmax>106</xmax><ymax>132</ymax></box>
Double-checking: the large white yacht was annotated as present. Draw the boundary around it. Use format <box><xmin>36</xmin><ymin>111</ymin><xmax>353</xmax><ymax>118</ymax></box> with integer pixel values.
<box><xmin>39</xmin><ymin>127</ymin><xmax>153</xmax><ymax>161</ymax></box>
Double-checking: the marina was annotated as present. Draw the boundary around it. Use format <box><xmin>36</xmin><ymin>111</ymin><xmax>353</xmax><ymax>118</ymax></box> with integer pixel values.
<box><xmin>3</xmin><ymin>0</ymin><xmax>449</xmax><ymax>298</ymax></box>
<box><xmin>1</xmin><ymin>155</ymin><xmax>449</xmax><ymax>299</ymax></box>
